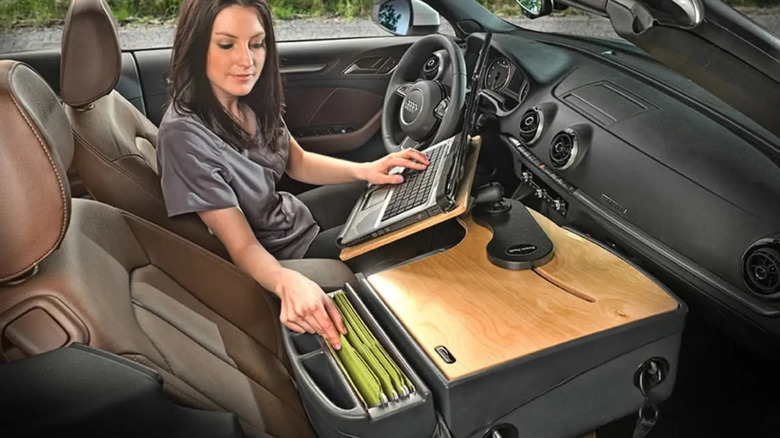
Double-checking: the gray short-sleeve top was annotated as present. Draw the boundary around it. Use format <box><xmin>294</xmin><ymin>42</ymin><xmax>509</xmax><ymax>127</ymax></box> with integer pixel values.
<box><xmin>157</xmin><ymin>106</ymin><xmax>319</xmax><ymax>259</ymax></box>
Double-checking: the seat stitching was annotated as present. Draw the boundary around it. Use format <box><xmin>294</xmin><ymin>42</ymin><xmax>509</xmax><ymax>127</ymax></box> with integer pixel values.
<box><xmin>122</xmin><ymin>214</ymin><xmax>283</xmax><ymax>357</ymax></box>
<box><xmin>129</xmin><ymin>355</ymin><xmax>232</xmax><ymax>413</ymax></box>
<box><xmin>72</xmin><ymin>128</ymin><xmax>164</xmax><ymax>202</ymax></box>
<box><xmin>163</xmin><ymin>378</ymin><xmax>221</xmax><ymax>408</ymax></box>
<box><xmin>238</xmin><ymin>419</ymin><xmax>272</xmax><ymax>438</ymax></box>
<box><xmin>130</xmin><ymin>296</ymin><xmax>241</xmax><ymax>365</ymax></box>
<box><xmin>122</xmin><ymin>353</ymin><xmax>268</xmax><ymax>437</ymax></box>
<box><xmin>0</xmin><ymin>69</ymin><xmax>69</xmax><ymax>282</ymax></box>
<box><xmin>135</xmin><ymin>314</ymin><xmax>174</xmax><ymax>372</ymax></box>
<box><xmin>130</xmin><ymin>300</ymin><xmax>305</xmax><ymax>417</ymax></box>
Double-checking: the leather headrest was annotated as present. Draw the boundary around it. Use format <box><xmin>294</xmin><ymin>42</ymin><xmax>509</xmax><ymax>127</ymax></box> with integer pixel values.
<box><xmin>60</xmin><ymin>0</ymin><xmax>121</xmax><ymax>107</ymax></box>
<box><xmin>0</xmin><ymin>61</ymin><xmax>73</xmax><ymax>283</ymax></box>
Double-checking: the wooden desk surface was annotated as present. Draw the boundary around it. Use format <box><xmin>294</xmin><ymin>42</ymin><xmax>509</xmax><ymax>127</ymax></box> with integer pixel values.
<box><xmin>366</xmin><ymin>210</ymin><xmax>679</xmax><ymax>380</ymax></box>
<box><xmin>339</xmin><ymin>137</ymin><xmax>481</xmax><ymax>261</ymax></box>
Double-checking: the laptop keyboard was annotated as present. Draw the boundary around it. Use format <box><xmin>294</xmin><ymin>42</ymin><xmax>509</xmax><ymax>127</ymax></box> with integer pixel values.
<box><xmin>381</xmin><ymin>146</ymin><xmax>446</xmax><ymax>221</ymax></box>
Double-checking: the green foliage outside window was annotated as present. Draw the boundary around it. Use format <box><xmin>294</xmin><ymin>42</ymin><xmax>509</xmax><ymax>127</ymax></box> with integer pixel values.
<box><xmin>0</xmin><ymin>0</ymin><xmax>776</xmax><ymax>29</ymax></box>
<box><xmin>378</xmin><ymin>2</ymin><xmax>401</xmax><ymax>32</ymax></box>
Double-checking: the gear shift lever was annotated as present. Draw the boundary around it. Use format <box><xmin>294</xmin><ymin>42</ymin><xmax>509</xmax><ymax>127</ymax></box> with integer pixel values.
<box><xmin>472</xmin><ymin>182</ymin><xmax>510</xmax><ymax>213</ymax></box>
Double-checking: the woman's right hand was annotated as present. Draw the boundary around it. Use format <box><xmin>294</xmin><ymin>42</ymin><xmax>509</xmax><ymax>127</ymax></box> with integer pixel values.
<box><xmin>274</xmin><ymin>268</ymin><xmax>346</xmax><ymax>349</ymax></box>
<box><xmin>196</xmin><ymin>208</ymin><xmax>345</xmax><ymax>347</ymax></box>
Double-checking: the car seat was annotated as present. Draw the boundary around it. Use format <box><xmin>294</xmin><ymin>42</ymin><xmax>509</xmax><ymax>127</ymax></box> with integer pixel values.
<box><xmin>0</xmin><ymin>59</ymin><xmax>317</xmax><ymax>437</ymax></box>
<box><xmin>58</xmin><ymin>0</ymin><xmax>357</xmax><ymax>282</ymax></box>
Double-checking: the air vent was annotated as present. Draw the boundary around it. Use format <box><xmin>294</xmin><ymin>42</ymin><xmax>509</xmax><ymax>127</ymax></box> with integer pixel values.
<box><xmin>549</xmin><ymin>129</ymin><xmax>578</xmax><ymax>170</ymax></box>
<box><xmin>743</xmin><ymin>243</ymin><xmax>780</xmax><ymax>296</ymax></box>
<box><xmin>421</xmin><ymin>54</ymin><xmax>440</xmax><ymax>80</ymax></box>
<box><xmin>518</xmin><ymin>107</ymin><xmax>543</xmax><ymax>145</ymax></box>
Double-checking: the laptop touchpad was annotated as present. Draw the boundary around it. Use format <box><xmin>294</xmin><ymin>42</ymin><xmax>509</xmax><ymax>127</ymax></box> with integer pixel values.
<box><xmin>363</xmin><ymin>187</ymin><xmax>389</xmax><ymax>210</ymax></box>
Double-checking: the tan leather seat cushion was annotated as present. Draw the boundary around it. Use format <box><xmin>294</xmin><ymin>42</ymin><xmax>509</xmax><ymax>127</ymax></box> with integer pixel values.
<box><xmin>0</xmin><ymin>199</ymin><xmax>316</xmax><ymax>438</ymax></box>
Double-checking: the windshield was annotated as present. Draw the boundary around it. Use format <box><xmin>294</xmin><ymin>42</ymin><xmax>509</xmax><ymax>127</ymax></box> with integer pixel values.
<box><xmin>488</xmin><ymin>0</ymin><xmax>780</xmax><ymax>40</ymax></box>
<box><xmin>0</xmin><ymin>1</ymin><xmax>777</xmax><ymax>51</ymax></box>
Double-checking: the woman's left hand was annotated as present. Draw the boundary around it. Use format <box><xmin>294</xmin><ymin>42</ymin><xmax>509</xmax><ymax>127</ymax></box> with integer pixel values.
<box><xmin>359</xmin><ymin>148</ymin><xmax>430</xmax><ymax>185</ymax></box>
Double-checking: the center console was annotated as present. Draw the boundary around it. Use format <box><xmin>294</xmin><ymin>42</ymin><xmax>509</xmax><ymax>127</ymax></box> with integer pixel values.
<box><xmin>283</xmin><ymin>199</ymin><xmax>686</xmax><ymax>438</ymax></box>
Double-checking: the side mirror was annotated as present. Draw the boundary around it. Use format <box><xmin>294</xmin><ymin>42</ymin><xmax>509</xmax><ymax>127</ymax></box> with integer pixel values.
<box><xmin>371</xmin><ymin>0</ymin><xmax>440</xmax><ymax>36</ymax></box>
<box><xmin>516</xmin><ymin>0</ymin><xmax>553</xmax><ymax>19</ymax></box>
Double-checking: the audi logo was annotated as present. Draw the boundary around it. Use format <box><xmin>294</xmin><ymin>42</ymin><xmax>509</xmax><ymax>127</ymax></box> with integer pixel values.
<box><xmin>404</xmin><ymin>100</ymin><xmax>419</xmax><ymax>113</ymax></box>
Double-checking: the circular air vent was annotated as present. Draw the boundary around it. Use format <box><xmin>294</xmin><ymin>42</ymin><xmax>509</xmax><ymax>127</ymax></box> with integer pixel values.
<box><xmin>743</xmin><ymin>243</ymin><xmax>780</xmax><ymax>296</ymax></box>
<box><xmin>518</xmin><ymin>107</ymin><xmax>543</xmax><ymax>145</ymax></box>
<box><xmin>549</xmin><ymin>129</ymin><xmax>578</xmax><ymax>170</ymax></box>
<box><xmin>421</xmin><ymin>54</ymin><xmax>441</xmax><ymax>80</ymax></box>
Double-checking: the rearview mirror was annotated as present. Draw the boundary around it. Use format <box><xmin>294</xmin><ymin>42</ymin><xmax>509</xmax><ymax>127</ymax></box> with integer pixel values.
<box><xmin>372</xmin><ymin>0</ymin><xmax>441</xmax><ymax>35</ymax></box>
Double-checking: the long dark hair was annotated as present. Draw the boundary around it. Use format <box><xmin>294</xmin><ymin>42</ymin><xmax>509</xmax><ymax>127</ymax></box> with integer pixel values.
<box><xmin>169</xmin><ymin>0</ymin><xmax>284</xmax><ymax>151</ymax></box>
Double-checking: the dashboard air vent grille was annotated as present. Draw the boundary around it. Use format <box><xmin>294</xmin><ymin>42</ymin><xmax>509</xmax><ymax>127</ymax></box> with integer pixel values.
<box><xmin>549</xmin><ymin>129</ymin><xmax>578</xmax><ymax>170</ymax></box>
<box><xmin>743</xmin><ymin>245</ymin><xmax>780</xmax><ymax>296</ymax></box>
<box><xmin>422</xmin><ymin>55</ymin><xmax>440</xmax><ymax>80</ymax></box>
<box><xmin>519</xmin><ymin>107</ymin><xmax>543</xmax><ymax>145</ymax></box>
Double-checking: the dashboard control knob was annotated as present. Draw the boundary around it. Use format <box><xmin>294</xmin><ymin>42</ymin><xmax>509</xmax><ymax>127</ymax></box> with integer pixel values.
<box><xmin>552</xmin><ymin>198</ymin><xmax>566</xmax><ymax>212</ymax></box>
<box><xmin>521</xmin><ymin>171</ymin><xmax>533</xmax><ymax>183</ymax></box>
<box><xmin>535</xmin><ymin>189</ymin><xmax>546</xmax><ymax>199</ymax></box>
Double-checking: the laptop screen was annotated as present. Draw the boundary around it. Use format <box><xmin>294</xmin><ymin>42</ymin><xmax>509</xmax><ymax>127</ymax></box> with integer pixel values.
<box><xmin>461</xmin><ymin>31</ymin><xmax>493</xmax><ymax>147</ymax></box>
<box><xmin>446</xmin><ymin>31</ymin><xmax>493</xmax><ymax>197</ymax></box>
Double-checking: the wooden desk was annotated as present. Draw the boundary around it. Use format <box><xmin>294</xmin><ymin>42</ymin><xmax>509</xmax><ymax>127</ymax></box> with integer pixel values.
<box><xmin>365</xmin><ymin>211</ymin><xmax>679</xmax><ymax>380</ymax></box>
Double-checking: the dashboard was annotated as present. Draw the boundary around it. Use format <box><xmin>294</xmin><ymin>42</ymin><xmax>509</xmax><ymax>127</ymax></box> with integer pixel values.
<box><xmin>462</xmin><ymin>32</ymin><xmax>780</xmax><ymax>351</ymax></box>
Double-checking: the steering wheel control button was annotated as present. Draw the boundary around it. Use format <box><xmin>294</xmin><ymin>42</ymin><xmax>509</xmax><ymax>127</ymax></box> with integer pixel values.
<box><xmin>396</xmin><ymin>83</ymin><xmax>411</xmax><ymax>97</ymax></box>
<box><xmin>400</xmin><ymin>137</ymin><xmax>420</xmax><ymax>150</ymax></box>
<box><xmin>422</xmin><ymin>54</ymin><xmax>442</xmax><ymax>80</ymax></box>
<box><xmin>434</xmin><ymin>98</ymin><xmax>449</xmax><ymax>119</ymax></box>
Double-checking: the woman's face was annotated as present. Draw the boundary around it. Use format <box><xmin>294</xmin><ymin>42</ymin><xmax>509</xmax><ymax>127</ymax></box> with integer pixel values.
<box><xmin>207</xmin><ymin>5</ymin><xmax>266</xmax><ymax>107</ymax></box>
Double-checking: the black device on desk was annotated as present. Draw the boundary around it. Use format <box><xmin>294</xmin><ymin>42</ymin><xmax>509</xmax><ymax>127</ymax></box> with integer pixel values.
<box><xmin>336</xmin><ymin>32</ymin><xmax>493</xmax><ymax>247</ymax></box>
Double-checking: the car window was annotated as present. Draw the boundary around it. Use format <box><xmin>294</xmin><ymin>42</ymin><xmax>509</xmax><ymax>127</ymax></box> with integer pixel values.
<box><xmin>0</xmin><ymin>1</ymin><xmax>455</xmax><ymax>54</ymax></box>
<box><xmin>271</xmin><ymin>16</ymin><xmax>455</xmax><ymax>41</ymax></box>
<box><xmin>499</xmin><ymin>11</ymin><xmax>616</xmax><ymax>39</ymax></box>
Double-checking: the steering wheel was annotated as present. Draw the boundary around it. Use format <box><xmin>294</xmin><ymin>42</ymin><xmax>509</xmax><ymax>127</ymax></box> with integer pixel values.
<box><xmin>382</xmin><ymin>34</ymin><xmax>467</xmax><ymax>153</ymax></box>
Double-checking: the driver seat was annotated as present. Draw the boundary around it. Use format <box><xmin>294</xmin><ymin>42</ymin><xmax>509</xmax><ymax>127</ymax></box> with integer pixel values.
<box><xmin>60</xmin><ymin>0</ymin><xmax>229</xmax><ymax>258</ymax></box>
<box><xmin>59</xmin><ymin>0</ymin><xmax>350</xmax><ymax>281</ymax></box>
<box><xmin>0</xmin><ymin>59</ymin><xmax>315</xmax><ymax>437</ymax></box>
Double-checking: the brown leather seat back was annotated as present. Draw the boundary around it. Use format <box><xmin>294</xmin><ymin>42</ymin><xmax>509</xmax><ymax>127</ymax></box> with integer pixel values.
<box><xmin>0</xmin><ymin>60</ymin><xmax>315</xmax><ymax>438</ymax></box>
<box><xmin>59</xmin><ymin>0</ymin><xmax>229</xmax><ymax>259</ymax></box>
<box><xmin>0</xmin><ymin>61</ymin><xmax>73</xmax><ymax>282</ymax></box>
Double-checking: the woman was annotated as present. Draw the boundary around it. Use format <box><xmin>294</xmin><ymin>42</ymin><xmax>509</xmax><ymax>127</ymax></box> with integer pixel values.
<box><xmin>157</xmin><ymin>0</ymin><xmax>428</xmax><ymax>349</ymax></box>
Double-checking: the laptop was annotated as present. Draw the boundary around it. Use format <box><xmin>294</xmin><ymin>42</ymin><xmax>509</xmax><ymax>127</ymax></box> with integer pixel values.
<box><xmin>336</xmin><ymin>31</ymin><xmax>493</xmax><ymax>247</ymax></box>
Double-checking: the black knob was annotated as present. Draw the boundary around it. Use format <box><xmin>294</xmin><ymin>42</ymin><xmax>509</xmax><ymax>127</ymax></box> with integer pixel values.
<box><xmin>473</xmin><ymin>182</ymin><xmax>510</xmax><ymax>213</ymax></box>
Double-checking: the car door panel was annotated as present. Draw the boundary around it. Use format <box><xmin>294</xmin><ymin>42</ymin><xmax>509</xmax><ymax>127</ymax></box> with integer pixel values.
<box><xmin>284</xmin><ymin>87</ymin><xmax>382</xmax><ymax>154</ymax></box>
<box><xmin>130</xmin><ymin>36</ymin><xmax>419</xmax><ymax>159</ymax></box>
<box><xmin>279</xmin><ymin>36</ymin><xmax>420</xmax><ymax>157</ymax></box>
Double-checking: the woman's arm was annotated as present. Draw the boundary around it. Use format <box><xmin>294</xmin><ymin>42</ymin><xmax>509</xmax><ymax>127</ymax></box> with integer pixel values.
<box><xmin>198</xmin><ymin>207</ymin><xmax>345</xmax><ymax>349</ymax></box>
<box><xmin>286</xmin><ymin>136</ymin><xmax>430</xmax><ymax>185</ymax></box>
